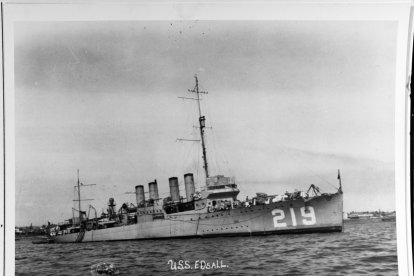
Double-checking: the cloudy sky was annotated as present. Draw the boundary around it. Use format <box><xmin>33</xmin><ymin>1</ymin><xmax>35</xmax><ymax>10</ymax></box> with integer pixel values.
<box><xmin>14</xmin><ymin>20</ymin><xmax>397</xmax><ymax>226</ymax></box>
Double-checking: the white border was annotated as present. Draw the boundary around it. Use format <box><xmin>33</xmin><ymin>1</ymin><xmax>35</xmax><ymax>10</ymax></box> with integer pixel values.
<box><xmin>1</xmin><ymin>3</ymin><xmax>5</xmax><ymax>276</ymax></box>
<box><xmin>2</xmin><ymin>2</ymin><xmax>412</xmax><ymax>276</ymax></box>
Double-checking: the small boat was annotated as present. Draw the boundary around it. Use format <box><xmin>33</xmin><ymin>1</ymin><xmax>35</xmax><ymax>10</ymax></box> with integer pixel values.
<box><xmin>348</xmin><ymin>214</ymin><xmax>360</xmax><ymax>219</ymax></box>
<box><xmin>32</xmin><ymin>237</ymin><xmax>54</xmax><ymax>244</ymax></box>
<box><xmin>381</xmin><ymin>216</ymin><xmax>396</xmax><ymax>222</ymax></box>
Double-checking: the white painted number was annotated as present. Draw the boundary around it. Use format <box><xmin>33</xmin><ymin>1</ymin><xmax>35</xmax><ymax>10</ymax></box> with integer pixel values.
<box><xmin>271</xmin><ymin>209</ymin><xmax>287</xmax><ymax>228</ymax></box>
<box><xmin>300</xmin><ymin>206</ymin><xmax>316</xmax><ymax>225</ymax></box>
<box><xmin>290</xmin><ymin>208</ymin><xmax>297</xmax><ymax>226</ymax></box>
<box><xmin>271</xmin><ymin>207</ymin><xmax>317</xmax><ymax>228</ymax></box>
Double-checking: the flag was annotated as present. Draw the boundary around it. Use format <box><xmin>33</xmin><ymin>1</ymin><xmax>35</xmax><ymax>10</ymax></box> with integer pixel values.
<box><xmin>337</xmin><ymin>169</ymin><xmax>341</xmax><ymax>180</ymax></box>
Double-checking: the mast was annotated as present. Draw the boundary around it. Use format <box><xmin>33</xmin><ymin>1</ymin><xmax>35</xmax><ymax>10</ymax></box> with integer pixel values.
<box><xmin>77</xmin><ymin>169</ymin><xmax>81</xmax><ymax>225</ymax></box>
<box><xmin>337</xmin><ymin>169</ymin><xmax>342</xmax><ymax>193</ymax></box>
<box><xmin>73</xmin><ymin>170</ymin><xmax>96</xmax><ymax>226</ymax></box>
<box><xmin>188</xmin><ymin>74</ymin><xmax>209</xmax><ymax>178</ymax></box>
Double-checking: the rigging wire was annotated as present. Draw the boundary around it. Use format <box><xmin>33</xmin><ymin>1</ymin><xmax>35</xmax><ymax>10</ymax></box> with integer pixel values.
<box><xmin>277</xmin><ymin>146</ymin><xmax>337</xmax><ymax>191</ymax></box>
<box><xmin>196</xmin><ymin>136</ymin><xmax>201</xmax><ymax>189</ymax></box>
<box><xmin>213</xmin><ymin>126</ymin><xmax>233</xmax><ymax>176</ymax></box>
<box><xmin>203</xmin><ymin>93</ymin><xmax>233</xmax><ymax>176</ymax></box>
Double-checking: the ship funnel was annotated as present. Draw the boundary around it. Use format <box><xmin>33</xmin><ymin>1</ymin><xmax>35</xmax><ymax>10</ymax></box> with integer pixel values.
<box><xmin>169</xmin><ymin>177</ymin><xmax>180</xmax><ymax>202</ymax></box>
<box><xmin>148</xmin><ymin>180</ymin><xmax>159</xmax><ymax>200</ymax></box>
<box><xmin>184</xmin><ymin>173</ymin><xmax>195</xmax><ymax>201</ymax></box>
<box><xmin>135</xmin><ymin>185</ymin><xmax>145</xmax><ymax>207</ymax></box>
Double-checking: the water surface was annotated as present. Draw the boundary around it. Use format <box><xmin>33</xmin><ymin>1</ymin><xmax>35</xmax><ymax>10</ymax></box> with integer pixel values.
<box><xmin>15</xmin><ymin>220</ymin><xmax>397</xmax><ymax>275</ymax></box>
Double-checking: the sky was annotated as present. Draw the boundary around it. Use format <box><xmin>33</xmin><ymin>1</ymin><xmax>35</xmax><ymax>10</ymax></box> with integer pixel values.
<box><xmin>14</xmin><ymin>20</ymin><xmax>397</xmax><ymax>226</ymax></box>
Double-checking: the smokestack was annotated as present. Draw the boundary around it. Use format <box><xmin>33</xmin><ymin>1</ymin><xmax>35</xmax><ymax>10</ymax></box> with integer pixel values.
<box><xmin>184</xmin><ymin>173</ymin><xmax>195</xmax><ymax>201</ymax></box>
<box><xmin>148</xmin><ymin>180</ymin><xmax>159</xmax><ymax>200</ymax></box>
<box><xmin>135</xmin><ymin>185</ymin><xmax>145</xmax><ymax>207</ymax></box>
<box><xmin>169</xmin><ymin>177</ymin><xmax>180</xmax><ymax>202</ymax></box>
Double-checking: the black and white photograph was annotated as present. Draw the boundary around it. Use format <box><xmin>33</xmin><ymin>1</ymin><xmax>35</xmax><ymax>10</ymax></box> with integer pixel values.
<box><xmin>2</xmin><ymin>1</ymin><xmax>413</xmax><ymax>275</ymax></box>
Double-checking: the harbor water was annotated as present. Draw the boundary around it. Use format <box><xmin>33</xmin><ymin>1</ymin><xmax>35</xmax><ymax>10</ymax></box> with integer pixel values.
<box><xmin>15</xmin><ymin>219</ymin><xmax>397</xmax><ymax>275</ymax></box>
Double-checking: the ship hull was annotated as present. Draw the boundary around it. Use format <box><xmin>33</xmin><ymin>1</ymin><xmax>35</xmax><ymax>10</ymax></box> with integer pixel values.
<box><xmin>52</xmin><ymin>192</ymin><xmax>343</xmax><ymax>243</ymax></box>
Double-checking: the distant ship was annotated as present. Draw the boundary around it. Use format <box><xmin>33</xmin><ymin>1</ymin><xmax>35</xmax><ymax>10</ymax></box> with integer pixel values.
<box><xmin>347</xmin><ymin>213</ymin><xmax>374</xmax><ymax>220</ymax></box>
<box><xmin>49</xmin><ymin>75</ymin><xmax>344</xmax><ymax>243</ymax></box>
<box><xmin>347</xmin><ymin>214</ymin><xmax>360</xmax><ymax>220</ymax></box>
<box><xmin>381</xmin><ymin>216</ymin><xmax>396</xmax><ymax>222</ymax></box>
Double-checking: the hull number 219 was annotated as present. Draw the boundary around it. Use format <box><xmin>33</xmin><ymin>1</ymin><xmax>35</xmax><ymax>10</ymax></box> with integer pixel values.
<box><xmin>271</xmin><ymin>207</ymin><xmax>316</xmax><ymax>227</ymax></box>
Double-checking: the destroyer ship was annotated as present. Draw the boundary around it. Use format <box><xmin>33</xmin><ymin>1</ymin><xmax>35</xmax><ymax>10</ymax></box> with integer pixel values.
<box><xmin>49</xmin><ymin>75</ymin><xmax>343</xmax><ymax>243</ymax></box>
